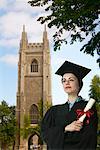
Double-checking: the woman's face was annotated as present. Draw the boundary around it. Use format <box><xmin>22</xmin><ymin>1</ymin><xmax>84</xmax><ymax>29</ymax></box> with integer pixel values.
<box><xmin>62</xmin><ymin>73</ymin><xmax>79</xmax><ymax>95</ymax></box>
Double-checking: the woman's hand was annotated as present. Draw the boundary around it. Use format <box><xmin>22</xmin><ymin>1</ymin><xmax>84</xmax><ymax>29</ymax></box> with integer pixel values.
<box><xmin>65</xmin><ymin>120</ymin><xmax>83</xmax><ymax>132</ymax></box>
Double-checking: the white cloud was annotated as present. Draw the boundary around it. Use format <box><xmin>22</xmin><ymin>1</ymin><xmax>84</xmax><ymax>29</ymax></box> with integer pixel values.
<box><xmin>0</xmin><ymin>0</ymin><xmax>7</xmax><ymax>8</ymax></box>
<box><xmin>0</xmin><ymin>54</ymin><xmax>18</xmax><ymax>66</ymax></box>
<box><xmin>0</xmin><ymin>11</ymin><xmax>47</xmax><ymax>39</ymax></box>
<box><xmin>0</xmin><ymin>12</ymin><xmax>55</xmax><ymax>49</ymax></box>
<box><xmin>0</xmin><ymin>38</ymin><xmax>19</xmax><ymax>49</ymax></box>
<box><xmin>0</xmin><ymin>12</ymin><xmax>32</xmax><ymax>37</ymax></box>
<box><xmin>0</xmin><ymin>0</ymin><xmax>55</xmax><ymax>48</ymax></box>
<box><xmin>2</xmin><ymin>0</ymin><xmax>45</xmax><ymax>16</ymax></box>
<box><xmin>14</xmin><ymin>0</ymin><xmax>50</xmax><ymax>15</ymax></box>
<box><xmin>16</xmin><ymin>0</ymin><xmax>29</xmax><ymax>2</ymax></box>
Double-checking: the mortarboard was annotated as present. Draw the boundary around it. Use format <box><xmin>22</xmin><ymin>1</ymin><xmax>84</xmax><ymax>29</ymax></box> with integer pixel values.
<box><xmin>55</xmin><ymin>61</ymin><xmax>91</xmax><ymax>80</ymax></box>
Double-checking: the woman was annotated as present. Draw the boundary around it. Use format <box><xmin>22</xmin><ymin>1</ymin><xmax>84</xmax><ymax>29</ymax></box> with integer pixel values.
<box><xmin>41</xmin><ymin>61</ymin><xmax>98</xmax><ymax>150</ymax></box>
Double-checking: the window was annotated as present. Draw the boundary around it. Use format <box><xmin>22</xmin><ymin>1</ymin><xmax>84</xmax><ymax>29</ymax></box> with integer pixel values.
<box><xmin>30</xmin><ymin>104</ymin><xmax>39</xmax><ymax>124</ymax></box>
<box><xmin>31</xmin><ymin>59</ymin><xmax>38</xmax><ymax>72</ymax></box>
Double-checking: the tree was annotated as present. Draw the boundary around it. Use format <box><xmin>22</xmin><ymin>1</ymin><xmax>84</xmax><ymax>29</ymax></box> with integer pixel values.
<box><xmin>89</xmin><ymin>75</ymin><xmax>100</xmax><ymax>148</ymax></box>
<box><xmin>38</xmin><ymin>99</ymin><xmax>52</xmax><ymax>121</ymax></box>
<box><xmin>21</xmin><ymin>99</ymin><xmax>51</xmax><ymax>147</ymax></box>
<box><xmin>21</xmin><ymin>114</ymin><xmax>40</xmax><ymax>139</ymax></box>
<box><xmin>38</xmin><ymin>99</ymin><xmax>43</xmax><ymax>122</ymax></box>
<box><xmin>89</xmin><ymin>75</ymin><xmax>100</xmax><ymax>102</ymax></box>
<box><xmin>0</xmin><ymin>100</ymin><xmax>16</xmax><ymax>150</ymax></box>
<box><xmin>28</xmin><ymin>0</ymin><xmax>100</xmax><ymax>66</ymax></box>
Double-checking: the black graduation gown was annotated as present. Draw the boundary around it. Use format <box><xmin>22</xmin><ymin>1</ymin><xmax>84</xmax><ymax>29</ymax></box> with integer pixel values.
<box><xmin>41</xmin><ymin>99</ymin><xmax>98</xmax><ymax>150</ymax></box>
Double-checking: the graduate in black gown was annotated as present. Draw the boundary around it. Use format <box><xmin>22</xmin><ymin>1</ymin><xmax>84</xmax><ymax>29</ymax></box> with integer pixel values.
<box><xmin>41</xmin><ymin>61</ymin><xmax>98</xmax><ymax>150</ymax></box>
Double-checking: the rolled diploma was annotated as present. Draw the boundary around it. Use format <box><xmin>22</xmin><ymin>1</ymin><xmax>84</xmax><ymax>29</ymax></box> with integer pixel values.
<box><xmin>79</xmin><ymin>98</ymin><xmax>96</xmax><ymax>122</ymax></box>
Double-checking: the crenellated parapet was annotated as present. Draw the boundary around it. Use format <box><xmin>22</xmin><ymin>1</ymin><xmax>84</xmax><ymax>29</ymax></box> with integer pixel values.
<box><xmin>28</xmin><ymin>43</ymin><xmax>43</xmax><ymax>47</ymax></box>
<box><xmin>27</xmin><ymin>43</ymin><xmax>43</xmax><ymax>52</ymax></box>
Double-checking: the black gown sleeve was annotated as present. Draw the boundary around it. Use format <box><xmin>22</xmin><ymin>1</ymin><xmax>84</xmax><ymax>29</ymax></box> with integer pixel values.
<box><xmin>41</xmin><ymin>106</ymin><xmax>64</xmax><ymax>150</ymax></box>
<box><xmin>79</xmin><ymin>104</ymin><xmax>98</xmax><ymax>150</ymax></box>
<box><xmin>64</xmin><ymin>104</ymin><xmax>98</xmax><ymax>150</ymax></box>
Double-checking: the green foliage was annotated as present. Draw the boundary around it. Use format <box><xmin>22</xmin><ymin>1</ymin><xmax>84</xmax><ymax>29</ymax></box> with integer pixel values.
<box><xmin>46</xmin><ymin>100</ymin><xmax>52</xmax><ymax>110</ymax></box>
<box><xmin>28</xmin><ymin>0</ymin><xmax>100</xmax><ymax>66</ymax></box>
<box><xmin>21</xmin><ymin>114</ymin><xmax>40</xmax><ymax>139</ymax></box>
<box><xmin>0</xmin><ymin>100</ymin><xmax>16</xmax><ymax>148</ymax></box>
<box><xmin>24</xmin><ymin>114</ymin><xmax>31</xmax><ymax>128</ymax></box>
<box><xmin>89</xmin><ymin>75</ymin><xmax>100</xmax><ymax>148</ymax></box>
<box><xmin>21</xmin><ymin>99</ymin><xmax>51</xmax><ymax>142</ymax></box>
<box><xmin>38</xmin><ymin>99</ymin><xmax>43</xmax><ymax>121</ymax></box>
<box><xmin>38</xmin><ymin>99</ymin><xmax>52</xmax><ymax>119</ymax></box>
<box><xmin>89</xmin><ymin>75</ymin><xmax>100</xmax><ymax>102</ymax></box>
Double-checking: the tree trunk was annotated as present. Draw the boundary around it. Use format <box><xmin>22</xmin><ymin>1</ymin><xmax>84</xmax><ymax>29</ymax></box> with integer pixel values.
<box><xmin>13</xmin><ymin>141</ymin><xmax>15</xmax><ymax>150</ymax></box>
<box><xmin>1</xmin><ymin>143</ymin><xmax>7</xmax><ymax>150</ymax></box>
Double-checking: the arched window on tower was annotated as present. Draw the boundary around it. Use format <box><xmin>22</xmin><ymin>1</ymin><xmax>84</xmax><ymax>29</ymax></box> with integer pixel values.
<box><xmin>29</xmin><ymin>104</ymin><xmax>39</xmax><ymax>124</ymax></box>
<box><xmin>31</xmin><ymin>59</ymin><xmax>38</xmax><ymax>72</ymax></box>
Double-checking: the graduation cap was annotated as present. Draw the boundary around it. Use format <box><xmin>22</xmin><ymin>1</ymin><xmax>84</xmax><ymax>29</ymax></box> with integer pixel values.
<box><xmin>55</xmin><ymin>61</ymin><xmax>91</xmax><ymax>80</ymax></box>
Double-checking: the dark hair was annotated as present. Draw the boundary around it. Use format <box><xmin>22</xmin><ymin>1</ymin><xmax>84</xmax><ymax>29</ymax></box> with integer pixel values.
<box><xmin>72</xmin><ymin>73</ymin><xmax>83</xmax><ymax>93</ymax></box>
<box><xmin>78</xmin><ymin>79</ymin><xmax>83</xmax><ymax>93</ymax></box>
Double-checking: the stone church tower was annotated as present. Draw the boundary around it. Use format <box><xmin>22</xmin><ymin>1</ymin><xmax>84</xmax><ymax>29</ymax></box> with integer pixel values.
<box><xmin>16</xmin><ymin>25</ymin><xmax>52</xmax><ymax>150</ymax></box>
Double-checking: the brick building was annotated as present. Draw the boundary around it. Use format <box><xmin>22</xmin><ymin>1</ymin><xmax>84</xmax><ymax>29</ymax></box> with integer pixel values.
<box><xmin>15</xmin><ymin>25</ymin><xmax>52</xmax><ymax>150</ymax></box>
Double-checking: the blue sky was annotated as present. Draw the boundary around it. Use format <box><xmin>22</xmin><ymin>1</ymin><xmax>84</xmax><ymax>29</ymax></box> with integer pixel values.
<box><xmin>0</xmin><ymin>0</ymin><xmax>99</xmax><ymax>106</ymax></box>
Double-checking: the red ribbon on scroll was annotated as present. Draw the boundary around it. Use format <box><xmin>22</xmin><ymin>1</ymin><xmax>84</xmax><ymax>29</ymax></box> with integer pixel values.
<box><xmin>76</xmin><ymin>109</ymin><xmax>94</xmax><ymax>124</ymax></box>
